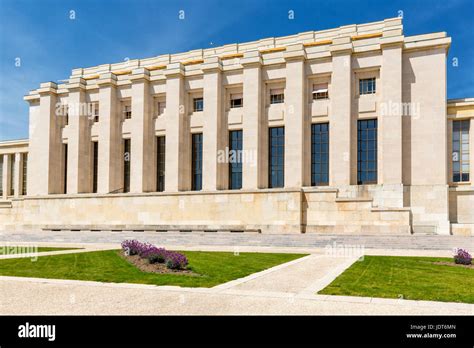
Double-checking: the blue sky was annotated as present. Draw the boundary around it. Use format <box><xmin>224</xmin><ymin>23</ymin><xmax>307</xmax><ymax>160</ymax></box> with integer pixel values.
<box><xmin>1</xmin><ymin>0</ymin><xmax>473</xmax><ymax>140</ymax></box>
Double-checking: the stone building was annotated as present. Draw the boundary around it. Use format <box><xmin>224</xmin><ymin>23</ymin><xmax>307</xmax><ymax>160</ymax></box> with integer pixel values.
<box><xmin>1</xmin><ymin>17</ymin><xmax>473</xmax><ymax>235</ymax></box>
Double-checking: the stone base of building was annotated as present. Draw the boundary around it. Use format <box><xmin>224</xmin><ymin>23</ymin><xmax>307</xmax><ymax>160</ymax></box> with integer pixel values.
<box><xmin>1</xmin><ymin>184</ymin><xmax>470</xmax><ymax>235</ymax></box>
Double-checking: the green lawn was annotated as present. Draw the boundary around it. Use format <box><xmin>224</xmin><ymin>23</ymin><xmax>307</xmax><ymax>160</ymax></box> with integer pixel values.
<box><xmin>318</xmin><ymin>255</ymin><xmax>474</xmax><ymax>303</ymax></box>
<box><xmin>0</xmin><ymin>246</ymin><xmax>81</xmax><ymax>255</ymax></box>
<box><xmin>0</xmin><ymin>249</ymin><xmax>305</xmax><ymax>288</ymax></box>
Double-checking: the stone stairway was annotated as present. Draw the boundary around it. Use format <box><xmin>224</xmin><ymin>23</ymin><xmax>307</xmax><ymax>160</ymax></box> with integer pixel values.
<box><xmin>303</xmin><ymin>188</ymin><xmax>412</xmax><ymax>234</ymax></box>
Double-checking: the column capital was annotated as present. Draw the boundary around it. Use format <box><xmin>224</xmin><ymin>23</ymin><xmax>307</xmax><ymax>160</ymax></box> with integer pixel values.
<box><xmin>164</xmin><ymin>62</ymin><xmax>185</xmax><ymax>78</ymax></box>
<box><xmin>66</xmin><ymin>77</ymin><xmax>86</xmax><ymax>92</ymax></box>
<box><xmin>201</xmin><ymin>56</ymin><xmax>222</xmax><ymax>73</ymax></box>
<box><xmin>130</xmin><ymin>68</ymin><xmax>150</xmax><ymax>83</ymax></box>
<box><xmin>97</xmin><ymin>72</ymin><xmax>117</xmax><ymax>87</ymax></box>
<box><xmin>37</xmin><ymin>82</ymin><xmax>58</xmax><ymax>96</ymax></box>
<box><xmin>380</xmin><ymin>35</ymin><xmax>405</xmax><ymax>49</ymax></box>
<box><xmin>241</xmin><ymin>50</ymin><xmax>262</xmax><ymax>68</ymax></box>
<box><xmin>283</xmin><ymin>43</ymin><xmax>307</xmax><ymax>62</ymax></box>
<box><xmin>330</xmin><ymin>36</ymin><xmax>353</xmax><ymax>56</ymax></box>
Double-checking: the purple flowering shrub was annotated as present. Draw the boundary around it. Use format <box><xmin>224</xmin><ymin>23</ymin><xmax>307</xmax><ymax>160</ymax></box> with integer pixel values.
<box><xmin>142</xmin><ymin>247</ymin><xmax>168</xmax><ymax>264</ymax></box>
<box><xmin>121</xmin><ymin>240</ymin><xmax>188</xmax><ymax>270</ymax></box>
<box><xmin>454</xmin><ymin>248</ymin><xmax>472</xmax><ymax>265</ymax></box>
<box><xmin>121</xmin><ymin>240</ymin><xmax>145</xmax><ymax>256</ymax></box>
<box><xmin>165</xmin><ymin>251</ymin><xmax>189</xmax><ymax>270</ymax></box>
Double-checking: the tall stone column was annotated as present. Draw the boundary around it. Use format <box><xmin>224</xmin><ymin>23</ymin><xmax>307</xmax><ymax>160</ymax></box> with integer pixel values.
<box><xmin>242</xmin><ymin>51</ymin><xmax>265</xmax><ymax>189</ymax></box>
<box><xmin>97</xmin><ymin>72</ymin><xmax>122</xmax><ymax>193</ymax></box>
<box><xmin>284</xmin><ymin>44</ymin><xmax>307</xmax><ymax>188</ymax></box>
<box><xmin>329</xmin><ymin>38</ymin><xmax>353</xmax><ymax>186</ymax></box>
<box><xmin>202</xmin><ymin>57</ymin><xmax>226</xmax><ymax>191</ymax></box>
<box><xmin>380</xmin><ymin>30</ymin><xmax>404</xmax><ymax>185</ymax></box>
<box><xmin>27</xmin><ymin>82</ymin><xmax>62</xmax><ymax>195</ymax></box>
<box><xmin>67</xmin><ymin>77</ymin><xmax>91</xmax><ymax>193</ymax></box>
<box><xmin>13</xmin><ymin>152</ymin><xmax>22</xmax><ymax>197</ymax></box>
<box><xmin>164</xmin><ymin>63</ymin><xmax>190</xmax><ymax>191</ymax></box>
<box><xmin>2</xmin><ymin>154</ymin><xmax>9</xmax><ymax>199</ymax></box>
<box><xmin>130</xmin><ymin>68</ymin><xmax>155</xmax><ymax>193</ymax></box>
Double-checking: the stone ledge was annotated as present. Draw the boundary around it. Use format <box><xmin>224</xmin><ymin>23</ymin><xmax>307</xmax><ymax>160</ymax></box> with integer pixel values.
<box><xmin>335</xmin><ymin>197</ymin><xmax>373</xmax><ymax>203</ymax></box>
<box><xmin>42</xmin><ymin>224</ymin><xmax>261</xmax><ymax>233</ymax></box>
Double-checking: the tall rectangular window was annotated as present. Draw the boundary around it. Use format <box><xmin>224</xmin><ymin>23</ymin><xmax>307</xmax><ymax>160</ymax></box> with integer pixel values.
<box><xmin>92</xmin><ymin>142</ymin><xmax>98</xmax><ymax>193</ymax></box>
<box><xmin>21</xmin><ymin>153</ymin><xmax>28</xmax><ymax>195</ymax></box>
<box><xmin>229</xmin><ymin>130</ymin><xmax>243</xmax><ymax>189</ymax></box>
<box><xmin>359</xmin><ymin>78</ymin><xmax>376</xmax><ymax>95</ymax></box>
<box><xmin>123</xmin><ymin>103</ymin><xmax>132</xmax><ymax>119</ymax></box>
<box><xmin>269</xmin><ymin>127</ymin><xmax>285</xmax><ymax>188</ymax></box>
<box><xmin>10</xmin><ymin>155</ymin><xmax>14</xmax><ymax>196</ymax></box>
<box><xmin>357</xmin><ymin>119</ymin><xmax>377</xmax><ymax>184</ymax></box>
<box><xmin>93</xmin><ymin>103</ymin><xmax>99</xmax><ymax>122</ymax></box>
<box><xmin>123</xmin><ymin>139</ymin><xmax>131</xmax><ymax>193</ymax></box>
<box><xmin>311</xmin><ymin>123</ymin><xmax>329</xmax><ymax>186</ymax></box>
<box><xmin>0</xmin><ymin>156</ymin><xmax>3</xmax><ymax>196</ymax></box>
<box><xmin>156</xmin><ymin>136</ymin><xmax>166</xmax><ymax>192</ymax></box>
<box><xmin>63</xmin><ymin>144</ymin><xmax>68</xmax><ymax>194</ymax></box>
<box><xmin>192</xmin><ymin>133</ymin><xmax>203</xmax><ymax>191</ymax></box>
<box><xmin>452</xmin><ymin>120</ymin><xmax>470</xmax><ymax>182</ymax></box>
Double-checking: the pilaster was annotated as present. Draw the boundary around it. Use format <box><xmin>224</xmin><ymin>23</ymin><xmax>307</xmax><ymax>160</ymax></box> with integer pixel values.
<box><xmin>66</xmin><ymin>77</ymin><xmax>91</xmax><ymax>193</ymax></box>
<box><xmin>329</xmin><ymin>37</ymin><xmax>353</xmax><ymax>185</ymax></box>
<box><xmin>242</xmin><ymin>51</ymin><xmax>265</xmax><ymax>189</ymax></box>
<box><xmin>202</xmin><ymin>57</ymin><xmax>226</xmax><ymax>190</ymax></box>
<box><xmin>284</xmin><ymin>44</ymin><xmax>307</xmax><ymax>188</ymax></box>
<box><xmin>97</xmin><ymin>72</ymin><xmax>122</xmax><ymax>193</ymax></box>
<box><xmin>28</xmin><ymin>82</ymin><xmax>62</xmax><ymax>195</ymax></box>
<box><xmin>130</xmin><ymin>68</ymin><xmax>155</xmax><ymax>193</ymax></box>
<box><xmin>164</xmin><ymin>63</ymin><xmax>190</xmax><ymax>191</ymax></box>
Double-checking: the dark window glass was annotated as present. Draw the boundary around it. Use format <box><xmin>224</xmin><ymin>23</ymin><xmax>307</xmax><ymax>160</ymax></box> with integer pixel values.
<box><xmin>230</xmin><ymin>97</ymin><xmax>243</xmax><ymax>108</ymax></box>
<box><xmin>357</xmin><ymin>119</ymin><xmax>377</xmax><ymax>184</ymax></box>
<box><xmin>311</xmin><ymin>123</ymin><xmax>329</xmax><ymax>186</ymax></box>
<box><xmin>9</xmin><ymin>155</ymin><xmax>14</xmax><ymax>195</ymax></box>
<box><xmin>22</xmin><ymin>153</ymin><xmax>28</xmax><ymax>196</ymax></box>
<box><xmin>193</xmin><ymin>98</ymin><xmax>204</xmax><ymax>112</ymax></box>
<box><xmin>92</xmin><ymin>142</ymin><xmax>98</xmax><ymax>193</ymax></box>
<box><xmin>229</xmin><ymin>130</ymin><xmax>243</xmax><ymax>189</ymax></box>
<box><xmin>359</xmin><ymin>78</ymin><xmax>376</xmax><ymax>95</ymax></box>
<box><xmin>270</xmin><ymin>93</ymin><xmax>284</xmax><ymax>104</ymax></box>
<box><xmin>269</xmin><ymin>127</ymin><xmax>285</xmax><ymax>188</ymax></box>
<box><xmin>123</xmin><ymin>139</ymin><xmax>131</xmax><ymax>193</ymax></box>
<box><xmin>156</xmin><ymin>136</ymin><xmax>166</xmax><ymax>192</ymax></box>
<box><xmin>452</xmin><ymin>120</ymin><xmax>470</xmax><ymax>182</ymax></box>
<box><xmin>124</xmin><ymin>105</ymin><xmax>132</xmax><ymax>119</ymax></box>
<box><xmin>192</xmin><ymin>133</ymin><xmax>203</xmax><ymax>191</ymax></box>
<box><xmin>63</xmin><ymin>144</ymin><xmax>68</xmax><ymax>194</ymax></box>
<box><xmin>0</xmin><ymin>156</ymin><xmax>3</xmax><ymax>196</ymax></box>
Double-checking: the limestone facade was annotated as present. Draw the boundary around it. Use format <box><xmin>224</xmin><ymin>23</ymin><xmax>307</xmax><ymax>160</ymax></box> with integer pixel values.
<box><xmin>1</xmin><ymin>17</ymin><xmax>473</xmax><ymax>235</ymax></box>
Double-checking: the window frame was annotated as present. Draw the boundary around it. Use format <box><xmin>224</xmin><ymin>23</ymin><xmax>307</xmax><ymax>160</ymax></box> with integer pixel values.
<box><xmin>228</xmin><ymin>130</ymin><xmax>243</xmax><ymax>190</ymax></box>
<box><xmin>191</xmin><ymin>133</ymin><xmax>203</xmax><ymax>191</ymax></box>
<box><xmin>312</xmin><ymin>83</ymin><xmax>329</xmax><ymax>100</ymax></box>
<box><xmin>452</xmin><ymin>119</ymin><xmax>470</xmax><ymax>183</ymax></box>
<box><xmin>270</xmin><ymin>89</ymin><xmax>285</xmax><ymax>104</ymax></box>
<box><xmin>357</xmin><ymin>119</ymin><xmax>378</xmax><ymax>185</ymax></box>
<box><xmin>193</xmin><ymin>97</ymin><xmax>204</xmax><ymax>112</ymax></box>
<box><xmin>359</xmin><ymin>77</ymin><xmax>376</xmax><ymax>95</ymax></box>
<box><xmin>311</xmin><ymin>123</ymin><xmax>329</xmax><ymax>186</ymax></box>
<box><xmin>268</xmin><ymin>127</ymin><xmax>285</xmax><ymax>188</ymax></box>
<box><xmin>156</xmin><ymin>136</ymin><xmax>166</xmax><ymax>192</ymax></box>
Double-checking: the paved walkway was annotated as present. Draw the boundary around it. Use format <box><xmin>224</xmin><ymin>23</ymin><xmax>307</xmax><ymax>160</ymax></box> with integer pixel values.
<box><xmin>1</xmin><ymin>230</ymin><xmax>472</xmax><ymax>250</ymax></box>
<box><xmin>0</xmin><ymin>245</ymin><xmax>472</xmax><ymax>315</ymax></box>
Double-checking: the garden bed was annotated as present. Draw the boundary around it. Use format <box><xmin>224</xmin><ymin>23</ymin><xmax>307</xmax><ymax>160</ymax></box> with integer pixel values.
<box><xmin>119</xmin><ymin>251</ymin><xmax>198</xmax><ymax>276</ymax></box>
